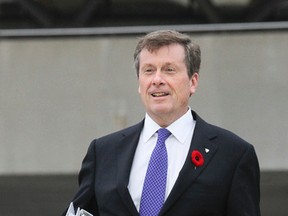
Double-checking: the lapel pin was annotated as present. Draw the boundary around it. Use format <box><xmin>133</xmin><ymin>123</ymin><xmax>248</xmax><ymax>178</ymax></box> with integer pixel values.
<box><xmin>191</xmin><ymin>150</ymin><xmax>204</xmax><ymax>169</ymax></box>
<box><xmin>205</xmin><ymin>148</ymin><xmax>210</xmax><ymax>153</ymax></box>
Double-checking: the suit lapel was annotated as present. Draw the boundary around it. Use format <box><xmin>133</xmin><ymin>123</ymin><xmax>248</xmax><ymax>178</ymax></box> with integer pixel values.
<box><xmin>113</xmin><ymin>112</ymin><xmax>218</xmax><ymax>215</ymax></box>
<box><xmin>116</xmin><ymin>121</ymin><xmax>144</xmax><ymax>216</ymax></box>
<box><xmin>160</xmin><ymin>112</ymin><xmax>218</xmax><ymax>215</ymax></box>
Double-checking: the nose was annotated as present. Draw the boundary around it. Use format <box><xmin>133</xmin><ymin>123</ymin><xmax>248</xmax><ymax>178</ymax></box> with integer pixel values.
<box><xmin>152</xmin><ymin>71</ymin><xmax>164</xmax><ymax>86</ymax></box>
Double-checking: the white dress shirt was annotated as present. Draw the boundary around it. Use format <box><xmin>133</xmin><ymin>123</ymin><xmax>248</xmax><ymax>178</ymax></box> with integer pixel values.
<box><xmin>128</xmin><ymin>108</ymin><xmax>196</xmax><ymax>211</ymax></box>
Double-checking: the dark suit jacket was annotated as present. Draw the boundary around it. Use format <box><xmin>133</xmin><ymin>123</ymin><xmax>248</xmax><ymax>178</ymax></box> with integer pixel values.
<box><xmin>66</xmin><ymin>111</ymin><xmax>261</xmax><ymax>216</ymax></box>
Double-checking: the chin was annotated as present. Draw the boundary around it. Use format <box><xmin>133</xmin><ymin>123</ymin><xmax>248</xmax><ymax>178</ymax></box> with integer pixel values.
<box><xmin>150</xmin><ymin>107</ymin><xmax>171</xmax><ymax>116</ymax></box>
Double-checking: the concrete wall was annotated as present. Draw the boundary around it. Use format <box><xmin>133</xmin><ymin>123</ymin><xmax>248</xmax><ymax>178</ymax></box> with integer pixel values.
<box><xmin>0</xmin><ymin>31</ymin><xmax>287</xmax><ymax>174</ymax></box>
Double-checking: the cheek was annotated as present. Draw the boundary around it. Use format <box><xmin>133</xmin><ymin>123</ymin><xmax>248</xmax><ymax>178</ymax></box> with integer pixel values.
<box><xmin>138</xmin><ymin>83</ymin><xmax>148</xmax><ymax>98</ymax></box>
<box><xmin>138</xmin><ymin>78</ymin><xmax>144</xmax><ymax>94</ymax></box>
<box><xmin>138</xmin><ymin>78</ymin><xmax>150</xmax><ymax>93</ymax></box>
<box><xmin>178</xmin><ymin>81</ymin><xmax>193</xmax><ymax>95</ymax></box>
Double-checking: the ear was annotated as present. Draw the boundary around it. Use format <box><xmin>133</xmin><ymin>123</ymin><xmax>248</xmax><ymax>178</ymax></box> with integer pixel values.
<box><xmin>138</xmin><ymin>85</ymin><xmax>141</xmax><ymax>94</ymax></box>
<box><xmin>189</xmin><ymin>73</ymin><xmax>199</xmax><ymax>96</ymax></box>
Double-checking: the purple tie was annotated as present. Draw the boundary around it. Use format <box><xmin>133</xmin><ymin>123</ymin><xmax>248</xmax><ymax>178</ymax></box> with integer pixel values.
<box><xmin>140</xmin><ymin>128</ymin><xmax>171</xmax><ymax>216</ymax></box>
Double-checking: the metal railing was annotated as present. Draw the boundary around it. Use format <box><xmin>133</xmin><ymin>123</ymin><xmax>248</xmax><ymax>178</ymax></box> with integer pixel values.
<box><xmin>1</xmin><ymin>21</ymin><xmax>288</xmax><ymax>38</ymax></box>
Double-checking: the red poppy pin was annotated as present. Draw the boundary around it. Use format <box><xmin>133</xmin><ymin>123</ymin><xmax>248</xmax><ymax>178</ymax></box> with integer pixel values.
<box><xmin>191</xmin><ymin>150</ymin><xmax>204</xmax><ymax>167</ymax></box>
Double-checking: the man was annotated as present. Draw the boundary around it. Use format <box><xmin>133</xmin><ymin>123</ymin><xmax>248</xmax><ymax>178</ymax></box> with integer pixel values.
<box><xmin>64</xmin><ymin>30</ymin><xmax>261</xmax><ymax>216</ymax></box>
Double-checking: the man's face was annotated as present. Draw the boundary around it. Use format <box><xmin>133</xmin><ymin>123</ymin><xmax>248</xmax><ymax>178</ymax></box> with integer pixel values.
<box><xmin>138</xmin><ymin>43</ymin><xmax>198</xmax><ymax>126</ymax></box>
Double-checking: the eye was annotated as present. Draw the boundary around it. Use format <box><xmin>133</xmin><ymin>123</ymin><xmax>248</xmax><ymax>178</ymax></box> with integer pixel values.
<box><xmin>142</xmin><ymin>67</ymin><xmax>155</xmax><ymax>74</ymax></box>
<box><xmin>165</xmin><ymin>66</ymin><xmax>176</xmax><ymax>73</ymax></box>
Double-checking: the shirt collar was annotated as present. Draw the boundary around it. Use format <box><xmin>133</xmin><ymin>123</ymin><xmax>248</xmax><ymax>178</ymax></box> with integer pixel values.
<box><xmin>142</xmin><ymin>107</ymin><xmax>195</xmax><ymax>143</ymax></box>
<box><xmin>142</xmin><ymin>113</ymin><xmax>161</xmax><ymax>143</ymax></box>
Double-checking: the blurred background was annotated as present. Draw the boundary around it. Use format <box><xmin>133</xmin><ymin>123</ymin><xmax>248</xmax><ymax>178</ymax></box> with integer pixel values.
<box><xmin>0</xmin><ymin>0</ymin><xmax>288</xmax><ymax>215</ymax></box>
<box><xmin>1</xmin><ymin>0</ymin><xmax>288</xmax><ymax>28</ymax></box>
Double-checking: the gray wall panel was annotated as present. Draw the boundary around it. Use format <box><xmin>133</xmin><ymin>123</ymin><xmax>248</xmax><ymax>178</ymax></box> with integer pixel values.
<box><xmin>0</xmin><ymin>32</ymin><xmax>287</xmax><ymax>174</ymax></box>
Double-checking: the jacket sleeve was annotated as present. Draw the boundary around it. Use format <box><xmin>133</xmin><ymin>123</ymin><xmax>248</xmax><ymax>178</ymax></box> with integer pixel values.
<box><xmin>63</xmin><ymin>140</ymin><xmax>99</xmax><ymax>216</ymax></box>
<box><xmin>227</xmin><ymin>144</ymin><xmax>261</xmax><ymax>216</ymax></box>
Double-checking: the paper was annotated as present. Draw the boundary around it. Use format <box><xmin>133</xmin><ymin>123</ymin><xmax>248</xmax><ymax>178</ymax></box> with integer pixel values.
<box><xmin>66</xmin><ymin>202</ymin><xmax>93</xmax><ymax>216</ymax></box>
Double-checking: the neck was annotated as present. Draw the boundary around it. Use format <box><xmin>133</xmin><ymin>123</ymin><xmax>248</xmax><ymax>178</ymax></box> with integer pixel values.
<box><xmin>148</xmin><ymin>108</ymin><xmax>190</xmax><ymax>127</ymax></box>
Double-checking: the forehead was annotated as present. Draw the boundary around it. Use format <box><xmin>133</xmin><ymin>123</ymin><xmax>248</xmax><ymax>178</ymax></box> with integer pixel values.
<box><xmin>139</xmin><ymin>43</ymin><xmax>185</xmax><ymax>65</ymax></box>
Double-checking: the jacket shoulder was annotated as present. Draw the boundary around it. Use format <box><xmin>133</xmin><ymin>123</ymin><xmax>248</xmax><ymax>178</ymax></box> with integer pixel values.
<box><xmin>193</xmin><ymin>111</ymin><xmax>253</xmax><ymax>150</ymax></box>
<box><xmin>91</xmin><ymin>120</ymin><xmax>144</xmax><ymax>146</ymax></box>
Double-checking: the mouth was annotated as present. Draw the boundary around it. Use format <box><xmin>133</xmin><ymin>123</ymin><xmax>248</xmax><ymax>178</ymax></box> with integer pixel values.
<box><xmin>151</xmin><ymin>92</ymin><xmax>169</xmax><ymax>97</ymax></box>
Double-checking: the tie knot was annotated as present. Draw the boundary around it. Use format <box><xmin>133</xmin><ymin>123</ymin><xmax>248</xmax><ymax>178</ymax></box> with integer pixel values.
<box><xmin>157</xmin><ymin>128</ymin><xmax>171</xmax><ymax>141</ymax></box>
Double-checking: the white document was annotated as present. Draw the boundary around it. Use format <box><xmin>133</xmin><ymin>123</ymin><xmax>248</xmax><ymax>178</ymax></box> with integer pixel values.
<box><xmin>66</xmin><ymin>202</ymin><xmax>93</xmax><ymax>216</ymax></box>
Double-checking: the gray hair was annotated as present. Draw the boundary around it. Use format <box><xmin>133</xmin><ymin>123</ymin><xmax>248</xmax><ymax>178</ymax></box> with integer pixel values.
<box><xmin>134</xmin><ymin>30</ymin><xmax>201</xmax><ymax>78</ymax></box>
